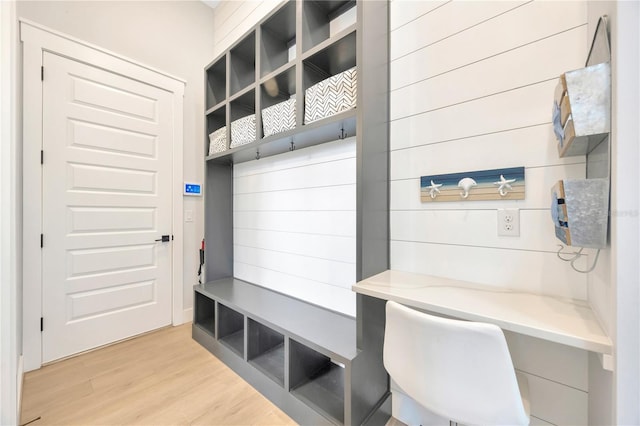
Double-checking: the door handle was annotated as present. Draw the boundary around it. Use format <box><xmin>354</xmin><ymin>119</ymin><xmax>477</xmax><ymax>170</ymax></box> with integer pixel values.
<box><xmin>155</xmin><ymin>235</ymin><xmax>171</xmax><ymax>242</ymax></box>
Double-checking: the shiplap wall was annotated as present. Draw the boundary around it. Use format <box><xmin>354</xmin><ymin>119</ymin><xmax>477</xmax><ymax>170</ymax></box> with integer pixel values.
<box><xmin>211</xmin><ymin>0</ymin><xmax>281</xmax><ymax>58</ymax></box>
<box><xmin>233</xmin><ymin>139</ymin><xmax>357</xmax><ymax>316</ymax></box>
<box><xmin>389</xmin><ymin>0</ymin><xmax>590</xmax><ymax>301</ymax></box>
<box><xmin>389</xmin><ymin>1</ymin><xmax>590</xmax><ymax>424</ymax></box>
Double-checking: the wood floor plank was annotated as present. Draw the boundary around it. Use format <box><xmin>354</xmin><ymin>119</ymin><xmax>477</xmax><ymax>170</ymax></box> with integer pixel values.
<box><xmin>21</xmin><ymin>323</ymin><xmax>296</xmax><ymax>426</ymax></box>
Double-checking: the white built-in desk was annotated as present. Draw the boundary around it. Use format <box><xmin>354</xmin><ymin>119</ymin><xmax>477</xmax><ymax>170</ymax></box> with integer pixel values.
<box><xmin>353</xmin><ymin>270</ymin><xmax>612</xmax><ymax>355</ymax></box>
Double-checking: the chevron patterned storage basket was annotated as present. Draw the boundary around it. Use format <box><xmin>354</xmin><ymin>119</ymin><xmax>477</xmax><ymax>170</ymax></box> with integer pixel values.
<box><xmin>304</xmin><ymin>67</ymin><xmax>356</xmax><ymax>124</ymax></box>
<box><xmin>208</xmin><ymin>126</ymin><xmax>227</xmax><ymax>155</ymax></box>
<box><xmin>262</xmin><ymin>98</ymin><xmax>296</xmax><ymax>137</ymax></box>
<box><xmin>230</xmin><ymin>114</ymin><xmax>256</xmax><ymax>148</ymax></box>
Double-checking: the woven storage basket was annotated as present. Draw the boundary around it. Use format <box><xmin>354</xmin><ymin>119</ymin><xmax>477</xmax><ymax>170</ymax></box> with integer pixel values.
<box><xmin>262</xmin><ymin>98</ymin><xmax>296</xmax><ymax>137</ymax></box>
<box><xmin>208</xmin><ymin>126</ymin><xmax>227</xmax><ymax>155</ymax></box>
<box><xmin>304</xmin><ymin>67</ymin><xmax>356</xmax><ymax>124</ymax></box>
<box><xmin>230</xmin><ymin>114</ymin><xmax>256</xmax><ymax>148</ymax></box>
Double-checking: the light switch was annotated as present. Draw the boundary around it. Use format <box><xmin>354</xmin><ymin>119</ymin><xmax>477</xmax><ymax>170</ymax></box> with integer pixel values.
<box><xmin>185</xmin><ymin>210</ymin><xmax>193</xmax><ymax>223</ymax></box>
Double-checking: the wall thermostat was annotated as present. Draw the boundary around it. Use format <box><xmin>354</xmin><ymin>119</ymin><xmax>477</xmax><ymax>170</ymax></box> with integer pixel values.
<box><xmin>184</xmin><ymin>182</ymin><xmax>202</xmax><ymax>196</ymax></box>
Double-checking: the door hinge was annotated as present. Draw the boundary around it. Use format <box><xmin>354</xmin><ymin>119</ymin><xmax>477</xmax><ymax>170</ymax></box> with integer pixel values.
<box><xmin>41</xmin><ymin>66</ymin><xmax>44</xmax><ymax>81</ymax></box>
<box><xmin>40</xmin><ymin>234</ymin><xmax>43</xmax><ymax>248</ymax></box>
<box><xmin>41</xmin><ymin>150</ymin><xmax>44</xmax><ymax>165</ymax></box>
<box><xmin>40</xmin><ymin>317</ymin><xmax>44</xmax><ymax>332</ymax></box>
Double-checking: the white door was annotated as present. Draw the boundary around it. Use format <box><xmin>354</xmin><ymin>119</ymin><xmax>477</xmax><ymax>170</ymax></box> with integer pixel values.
<box><xmin>41</xmin><ymin>52</ymin><xmax>174</xmax><ymax>363</ymax></box>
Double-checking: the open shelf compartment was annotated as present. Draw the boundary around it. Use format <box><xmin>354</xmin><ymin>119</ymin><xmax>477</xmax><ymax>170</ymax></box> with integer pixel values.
<box><xmin>218</xmin><ymin>303</ymin><xmax>245</xmax><ymax>357</ymax></box>
<box><xmin>248</xmin><ymin>319</ymin><xmax>285</xmax><ymax>387</ymax></box>
<box><xmin>206</xmin><ymin>106</ymin><xmax>227</xmax><ymax>155</ymax></box>
<box><xmin>260</xmin><ymin>0</ymin><xmax>296</xmax><ymax>77</ymax></box>
<box><xmin>206</xmin><ymin>56</ymin><xmax>227</xmax><ymax>110</ymax></box>
<box><xmin>290</xmin><ymin>339</ymin><xmax>345</xmax><ymax>424</ymax></box>
<box><xmin>301</xmin><ymin>0</ymin><xmax>356</xmax><ymax>53</ymax></box>
<box><xmin>194</xmin><ymin>292</ymin><xmax>215</xmax><ymax>337</ymax></box>
<box><xmin>261</xmin><ymin>65</ymin><xmax>296</xmax><ymax>109</ymax></box>
<box><xmin>303</xmin><ymin>30</ymin><xmax>356</xmax><ymax>91</ymax></box>
<box><xmin>230</xmin><ymin>31</ymin><xmax>256</xmax><ymax>96</ymax></box>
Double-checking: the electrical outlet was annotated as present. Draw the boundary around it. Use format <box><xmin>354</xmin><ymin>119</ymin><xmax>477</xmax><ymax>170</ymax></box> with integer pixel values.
<box><xmin>497</xmin><ymin>208</ymin><xmax>520</xmax><ymax>237</ymax></box>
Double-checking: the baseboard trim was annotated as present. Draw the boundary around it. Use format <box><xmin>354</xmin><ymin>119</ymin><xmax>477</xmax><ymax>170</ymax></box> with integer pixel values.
<box><xmin>183</xmin><ymin>307</ymin><xmax>193</xmax><ymax>324</ymax></box>
<box><xmin>17</xmin><ymin>354</ymin><xmax>24</xmax><ymax>422</ymax></box>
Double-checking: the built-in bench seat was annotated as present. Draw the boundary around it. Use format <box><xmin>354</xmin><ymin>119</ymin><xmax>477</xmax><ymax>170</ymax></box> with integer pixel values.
<box><xmin>193</xmin><ymin>277</ymin><xmax>383</xmax><ymax>425</ymax></box>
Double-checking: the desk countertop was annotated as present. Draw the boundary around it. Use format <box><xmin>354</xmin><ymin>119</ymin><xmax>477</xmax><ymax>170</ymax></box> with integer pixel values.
<box><xmin>353</xmin><ymin>270</ymin><xmax>611</xmax><ymax>354</ymax></box>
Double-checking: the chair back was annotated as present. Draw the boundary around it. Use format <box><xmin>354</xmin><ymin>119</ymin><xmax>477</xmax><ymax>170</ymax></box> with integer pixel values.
<box><xmin>383</xmin><ymin>301</ymin><xmax>529</xmax><ymax>426</ymax></box>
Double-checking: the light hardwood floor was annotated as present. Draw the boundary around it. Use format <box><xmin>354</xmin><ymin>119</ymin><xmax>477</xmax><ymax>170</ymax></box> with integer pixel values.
<box><xmin>20</xmin><ymin>323</ymin><xmax>297</xmax><ymax>426</ymax></box>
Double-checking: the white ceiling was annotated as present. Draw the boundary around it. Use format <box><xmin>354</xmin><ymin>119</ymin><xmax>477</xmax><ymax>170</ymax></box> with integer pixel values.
<box><xmin>200</xmin><ymin>0</ymin><xmax>220</xmax><ymax>9</ymax></box>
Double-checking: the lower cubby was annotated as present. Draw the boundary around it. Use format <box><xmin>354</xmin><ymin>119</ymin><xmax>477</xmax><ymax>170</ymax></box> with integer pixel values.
<box><xmin>290</xmin><ymin>339</ymin><xmax>345</xmax><ymax>424</ymax></box>
<box><xmin>248</xmin><ymin>319</ymin><xmax>285</xmax><ymax>386</ymax></box>
<box><xmin>193</xmin><ymin>277</ymin><xmax>388</xmax><ymax>425</ymax></box>
<box><xmin>218</xmin><ymin>303</ymin><xmax>245</xmax><ymax>357</ymax></box>
<box><xmin>194</xmin><ymin>291</ymin><xmax>215</xmax><ymax>336</ymax></box>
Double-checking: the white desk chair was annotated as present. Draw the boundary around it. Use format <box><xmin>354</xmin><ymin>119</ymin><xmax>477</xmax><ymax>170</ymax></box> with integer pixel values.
<box><xmin>383</xmin><ymin>301</ymin><xmax>530</xmax><ymax>426</ymax></box>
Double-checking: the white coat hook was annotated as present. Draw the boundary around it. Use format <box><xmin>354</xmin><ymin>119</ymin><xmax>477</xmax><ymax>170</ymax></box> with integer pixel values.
<box><xmin>425</xmin><ymin>180</ymin><xmax>442</xmax><ymax>199</ymax></box>
<box><xmin>457</xmin><ymin>177</ymin><xmax>477</xmax><ymax>199</ymax></box>
<box><xmin>493</xmin><ymin>174</ymin><xmax>516</xmax><ymax>197</ymax></box>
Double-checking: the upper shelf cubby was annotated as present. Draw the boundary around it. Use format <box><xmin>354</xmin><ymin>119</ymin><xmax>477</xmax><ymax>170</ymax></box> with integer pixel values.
<box><xmin>303</xmin><ymin>30</ymin><xmax>356</xmax><ymax>90</ymax></box>
<box><xmin>260</xmin><ymin>0</ymin><xmax>296</xmax><ymax>78</ymax></box>
<box><xmin>230</xmin><ymin>31</ymin><xmax>256</xmax><ymax>96</ymax></box>
<box><xmin>206</xmin><ymin>56</ymin><xmax>226</xmax><ymax>110</ymax></box>
<box><xmin>301</xmin><ymin>0</ymin><xmax>356</xmax><ymax>53</ymax></box>
<box><xmin>261</xmin><ymin>65</ymin><xmax>296</xmax><ymax>109</ymax></box>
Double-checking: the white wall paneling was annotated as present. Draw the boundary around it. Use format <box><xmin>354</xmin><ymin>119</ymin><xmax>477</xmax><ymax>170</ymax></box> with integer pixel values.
<box><xmin>390</xmin><ymin>1</ymin><xmax>528</xmax><ymax>61</ymax></box>
<box><xmin>234</xmin><ymin>210</ymin><xmax>355</xmax><ymax>237</ymax></box>
<box><xmin>390</xmin><ymin>125</ymin><xmax>584</xmax><ymax>181</ymax></box>
<box><xmin>389</xmin><ymin>0</ymin><xmax>448</xmax><ymax>32</ymax></box>
<box><xmin>391</xmin><ymin>209</ymin><xmax>572</xmax><ymax>253</ymax></box>
<box><xmin>524</xmin><ymin>372</ymin><xmax>588</xmax><ymax>425</ymax></box>
<box><xmin>390</xmin><ymin>241</ymin><xmax>588</xmax><ymax>301</ymax></box>
<box><xmin>389</xmin><ymin>0</ymin><xmax>590</xmax><ymax>420</ymax></box>
<box><xmin>212</xmin><ymin>0</ymin><xmax>281</xmax><ymax>58</ymax></box>
<box><xmin>390</xmin><ymin>1</ymin><xmax>587</xmax><ymax>91</ymax></box>
<box><xmin>390</xmin><ymin>26</ymin><xmax>588</xmax><ymax>119</ymax></box>
<box><xmin>504</xmin><ymin>330</ymin><xmax>588</xmax><ymax>392</ymax></box>
<box><xmin>233</xmin><ymin>139</ymin><xmax>357</xmax><ymax>316</ymax></box>
<box><xmin>391</xmin><ymin>80</ymin><xmax>561</xmax><ymax>151</ymax></box>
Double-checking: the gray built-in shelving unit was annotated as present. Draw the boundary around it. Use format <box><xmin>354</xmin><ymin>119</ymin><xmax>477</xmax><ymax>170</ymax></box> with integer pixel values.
<box><xmin>195</xmin><ymin>1</ymin><xmax>389</xmax><ymax>425</ymax></box>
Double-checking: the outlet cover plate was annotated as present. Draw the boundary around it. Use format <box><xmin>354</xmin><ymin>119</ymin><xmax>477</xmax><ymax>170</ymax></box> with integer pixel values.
<box><xmin>497</xmin><ymin>208</ymin><xmax>520</xmax><ymax>237</ymax></box>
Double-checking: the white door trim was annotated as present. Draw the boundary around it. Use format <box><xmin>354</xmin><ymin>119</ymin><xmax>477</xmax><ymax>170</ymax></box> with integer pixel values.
<box><xmin>21</xmin><ymin>20</ymin><xmax>185</xmax><ymax>372</ymax></box>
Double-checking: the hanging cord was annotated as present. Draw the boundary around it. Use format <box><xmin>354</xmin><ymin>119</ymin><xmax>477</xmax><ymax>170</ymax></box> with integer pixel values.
<box><xmin>557</xmin><ymin>245</ymin><xmax>601</xmax><ymax>273</ymax></box>
<box><xmin>198</xmin><ymin>239</ymin><xmax>205</xmax><ymax>284</ymax></box>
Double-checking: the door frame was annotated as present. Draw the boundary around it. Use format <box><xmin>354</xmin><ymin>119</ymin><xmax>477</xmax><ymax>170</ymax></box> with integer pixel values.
<box><xmin>21</xmin><ymin>20</ymin><xmax>185</xmax><ymax>372</ymax></box>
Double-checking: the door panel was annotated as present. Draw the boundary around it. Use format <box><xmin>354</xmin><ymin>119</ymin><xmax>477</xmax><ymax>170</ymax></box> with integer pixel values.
<box><xmin>42</xmin><ymin>52</ymin><xmax>173</xmax><ymax>363</ymax></box>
